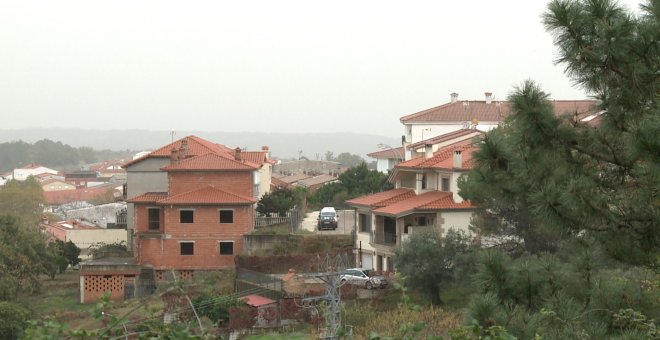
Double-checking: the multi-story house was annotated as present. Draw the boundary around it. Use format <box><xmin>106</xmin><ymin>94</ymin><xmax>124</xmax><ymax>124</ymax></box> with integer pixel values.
<box><xmin>350</xmin><ymin>93</ymin><xmax>600</xmax><ymax>271</ymax></box>
<box><xmin>399</xmin><ymin>92</ymin><xmax>599</xmax><ymax>158</ymax></box>
<box><xmin>347</xmin><ymin>135</ymin><xmax>479</xmax><ymax>272</ymax></box>
<box><xmin>124</xmin><ymin>135</ymin><xmax>272</xmax><ymax>277</ymax></box>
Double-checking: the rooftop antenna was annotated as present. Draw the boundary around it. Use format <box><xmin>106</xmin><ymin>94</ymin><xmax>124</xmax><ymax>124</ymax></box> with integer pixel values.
<box><xmin>170</xmin><ymin>130</ymin><xmax>176</xmax><ymax>144</ymax></box>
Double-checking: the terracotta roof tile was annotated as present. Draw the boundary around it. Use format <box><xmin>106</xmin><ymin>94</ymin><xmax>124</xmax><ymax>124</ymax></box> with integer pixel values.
<box><xmin>157</xmin><ymin>185</ymin><xmax>255</xmax><ymax>205</ymax></box>
<box><xmin>345</xmin><ymin>188</ymin><xmax>415</xmax><ymax>208</ymax></box>
<box><xmin>270</xmin><ymin>176</ymin><xmax>289</xmax><ymax>189</ymax></box>
<box><xmin>408</xmin><ymin>129</ymin><xmax>483</xmax><ymax>150</ymax></box>
<box><xmin>400</xmin><ymin>100</ymin><xmax>598</xmax><ymax>123</ymax></box>
<box><xmin>296</xmin><ymin>174</ymin><xmax>338</xmax><ymax>187</ymax></box>
<box><xmin>123</xmin><ymin>135</ymin><xmax>234</xmax><ymax>167</ymax></box>
<box><xmin>367</xmin><ymin>147</ymin><xmax>405</xmax><ymax>159</ymax></box>
<box><xmin>161</xmin><ymin>153</ymin><xmax>259</xmax><ymax>171</ymax></box>
<box><xmin>280</xmin><ymin>173</ymin><xmax>312</xmax><ymax>184</ymax></box>
<box><xmin>396</xmin><ymin>140</ymin><xmax>477</xmax><ymax>171</ymax></box>
<box><xmin>373</xmin><ymin>191</ymin><xmax>474</xmax><ymax>216</ymax></box>
<box><xmin>243</xmin><ymin>294</ymin><xmax>276</xmax><ymax>307</ymax></box>
<box><xmin>127</xmin><ymin>192</ymin><xmax>169</xmax><ymax>203</ymax></box>
<box><xmin>241</xmin><ymin>151</ymin><xmax>268</xmax><ymax>165</ymax></box>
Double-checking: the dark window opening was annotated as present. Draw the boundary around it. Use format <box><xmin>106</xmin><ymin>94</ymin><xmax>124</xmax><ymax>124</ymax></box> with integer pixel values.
<box><xmin>180</xmin><ymin>210</ymin><xmax>194</xmax><ymax>223</ymax></box>
<box><xmin>359</xmin><ymin>213</ymin><xmax>371</xmax><ymax>233</ymax></box>
<box><xmin>421</xmin><ymin>174</ymin><xmax>427</xmax><ymax>189</ymax></box>
<box><xmin>180</xmin><ymin>242</ymin><xmax>194</xmax><ymax>255</ymax></box>
<box><xmin>148</xmin><ymin>208</ymin><xmax>160</xmax><ymax>230</ymax></box>
<box><xmin>441</xmin><ymin>177</ymin><xmax>450</xmax><ymax>192</ymax></box>
<box><xmin>220</xmin><ymin>210</ymin><xmax>234</xmax><ymax>224</ymax></box>
<box><xmin>220</xmin><ymin>242</ymin><xmax>233</xmax><ymax>255</ymax></box>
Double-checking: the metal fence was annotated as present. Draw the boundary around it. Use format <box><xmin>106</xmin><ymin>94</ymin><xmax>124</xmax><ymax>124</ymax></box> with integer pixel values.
<box><xmin>253</xmin><ymin>201</ymin><xmax>305</xmax><ymax>233</ymax></box>
<box><xmin>235</xmin><ymin>268</ymin><xmax>283</xmax><ymax>301</ymax></box>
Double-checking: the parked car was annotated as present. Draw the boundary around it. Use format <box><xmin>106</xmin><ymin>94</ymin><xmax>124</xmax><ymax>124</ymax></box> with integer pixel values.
<box><xmin>317</xmin><ymin>207</ymin><xmax>338</xmax><ymax>230</ymax></box>
<box><xmin>340</xmin><ymin>268</ymin><xmax>387</xmax><ymax>289</ymax></box>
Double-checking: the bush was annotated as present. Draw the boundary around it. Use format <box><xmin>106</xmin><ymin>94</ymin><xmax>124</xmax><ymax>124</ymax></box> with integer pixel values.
<box><xmin>0</xmin><ymin>301</ymin><xmax>30</xmax><ymax>339</ymax></box>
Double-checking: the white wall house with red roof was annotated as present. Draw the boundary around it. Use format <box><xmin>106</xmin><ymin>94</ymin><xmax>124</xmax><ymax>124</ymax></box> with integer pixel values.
<box><xmin>399</xmin><ymin>93</ymin><xmax>600</xmax><ymax>160</ymax></box>
<box><xmin>347</xmin><ymin>132</ymin><xmax>481</xmax><ymax>272</ymax></box>
<box><xmin>355</xmin><ymin>93</ymin><xmax>601</xmax><ymax>271</ymax></box>
<box><xmin>12</xmin><ymin>163</ymin><xmax>59</xmax><ymax>181</ymax></box>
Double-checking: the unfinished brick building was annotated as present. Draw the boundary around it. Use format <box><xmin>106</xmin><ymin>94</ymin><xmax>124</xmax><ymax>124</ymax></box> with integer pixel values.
<box><xmin>126</xmin><ymin>136</ymin><xmax>268</xmax><ymax>279</ymax></box>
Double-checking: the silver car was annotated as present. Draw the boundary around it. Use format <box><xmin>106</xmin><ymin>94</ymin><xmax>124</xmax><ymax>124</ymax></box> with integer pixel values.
<box><xmin>340</xmin><ymin>268</ymin><xmax>387</xmax><ymax>289</ymax></box>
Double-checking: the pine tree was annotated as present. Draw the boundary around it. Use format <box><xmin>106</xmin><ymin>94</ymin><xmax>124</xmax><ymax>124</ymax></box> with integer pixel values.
<box><xmin>459</xmin><ymin>0</ymin><xmax>659</xmax><ymax>265</ymax></box>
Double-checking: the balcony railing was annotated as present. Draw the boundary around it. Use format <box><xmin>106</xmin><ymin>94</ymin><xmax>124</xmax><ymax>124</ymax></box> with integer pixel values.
<box><xmin>372</xmin><ymin>233</ymin><xmax>397</xmax><ymax>246</ymax></box>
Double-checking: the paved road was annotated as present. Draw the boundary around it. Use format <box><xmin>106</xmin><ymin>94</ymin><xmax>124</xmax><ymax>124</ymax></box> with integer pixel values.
<box><xmin>301</xmin><ymin>210</ymin><xmax>354</xmax><ymax>235</ymax></box>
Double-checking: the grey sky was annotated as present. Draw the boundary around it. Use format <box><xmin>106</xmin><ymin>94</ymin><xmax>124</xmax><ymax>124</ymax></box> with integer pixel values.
<box><xmin>1</xmin><ymin>0</ymin><xmax>642</xmax><ymax>138</ymax></box>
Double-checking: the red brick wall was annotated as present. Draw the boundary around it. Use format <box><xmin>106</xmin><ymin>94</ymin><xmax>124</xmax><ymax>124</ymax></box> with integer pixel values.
<box><xmin>168</xmin><ymin>171</ymin><xmax>253</xmax><ymax>197</ymax></box>
<box><xmin>134</xmin><ymin>205</ymin><xmax>254</xmax><ymax>270</ymax></box>
<box><xmin>82</xmin><ymin>274</ymin><xmax>125</xmax><ymax>303</ymax></box>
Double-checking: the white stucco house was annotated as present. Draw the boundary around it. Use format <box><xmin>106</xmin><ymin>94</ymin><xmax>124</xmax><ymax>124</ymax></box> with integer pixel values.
<box><xmin>350</xmin><ymin>92</ymin><xmax>601</xmax><ymax>271</ymax></box>
<box><xmin>12</xmin><ymin>163</ymin><xmax>59</xmax><ymax>181</ymax></box>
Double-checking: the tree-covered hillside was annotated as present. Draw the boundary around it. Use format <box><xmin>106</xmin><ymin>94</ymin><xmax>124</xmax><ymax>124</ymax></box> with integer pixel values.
<box><xmin>0</xmin><ymin>139</ymin><xmax>135</xmax><ymax>172</ymax></box>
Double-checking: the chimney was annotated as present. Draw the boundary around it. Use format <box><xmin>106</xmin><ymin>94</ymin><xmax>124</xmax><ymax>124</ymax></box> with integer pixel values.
<box><xmin>261</xmin><ymin>146</ymin><xmax>269</xmax><ymax>151</ymax></box>
<box><xmin>485</xmin><ymin>92</ymin><xmax>493</xmax><ymax>104</ymax></box>
<box><xmin>453</xmin><ymin>150</ymin><xmax>463</xmax><ymax>168</ymax></box>
<box><xmin>170</xmin><ymin>148</ymin><xmax>179</xmax><ymax>164</ymax></box>
<box><xmin>425</xmin><ymin>144</ymin><xmax>434</xmax><ymax>159</ymax></box>
<box><xmin>234</xmin><ymin>147</ymin><xmax>242</xmax><ymax>161</ymax></box>
<box><xmin>179</xmin><ymin>139</ymin><xmax>189</xmax><ymax>159</ymax></box>
<box><xmin>450</xmin><ymin>92</ymin><xmax>459</xmax><ymax>103</ymax></box>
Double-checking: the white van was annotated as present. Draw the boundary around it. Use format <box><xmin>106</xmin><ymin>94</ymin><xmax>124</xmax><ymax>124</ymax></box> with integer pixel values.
<box><xmin>318</xmin><ymin>207</ymin><xmax>338</xmax><ymax>230</ymax></box>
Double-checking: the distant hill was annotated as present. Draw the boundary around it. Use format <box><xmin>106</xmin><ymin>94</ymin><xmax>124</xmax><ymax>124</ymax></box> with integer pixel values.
<box><xmin>0</xmin><ymin>128</ymin><xmax>401</xmax><ymax>160</ymax></box>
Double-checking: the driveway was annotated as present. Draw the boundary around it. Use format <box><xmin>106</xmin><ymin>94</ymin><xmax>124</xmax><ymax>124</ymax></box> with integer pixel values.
<box><xmin>301</xmin><ymin>209</ymin><xmax>354</xmax><ymax>235</ymax></box>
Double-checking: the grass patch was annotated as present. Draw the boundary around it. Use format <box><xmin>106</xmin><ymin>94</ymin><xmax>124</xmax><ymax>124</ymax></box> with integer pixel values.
<box><xmin>251</xmin><ymin>223</ymin><xmax>291</xmax><ymax>235</ymax></box>
<box><xmin>439</xmin><ymin>284</ymin><xmax>475</xmax><ymax>310</ymax></box>
<box><xmin>244</xmin><ymin>332</ymin><xmax>310</xmax><ymax>340</ymax></box>
<box><xmin>22</xmin><ymin>271</ymin><xmax>92</xmax><ymax>318</ymax></box>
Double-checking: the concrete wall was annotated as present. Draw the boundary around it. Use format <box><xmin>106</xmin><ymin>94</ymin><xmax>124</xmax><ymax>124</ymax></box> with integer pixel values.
<box><xmin>67</xmin><ymin>229</ymin><xmax>128</xmax><ymax>250</ymax></box>
<box><xmin>438</xmin><ymin>210</ymin><xmax>474</xmax><ymax>235</ymax></box>
<box><xmin>242</xmin><ymin>234</ymin><xmax>303</xmax><ymax>255</ymax></box>
<box><xmin>66</xmin><ymin>202</ymin><xmax>126</xmax><ymax>228</ymax></box>
<box><xmin>125</xmin><ymin>157</ymin><xmax>170</xmax><ymax>241</ymax></box>
<box><xmin>257</xmin><ymin>164</ymin><xmax>272</xmax><ymax>198</ymax></box>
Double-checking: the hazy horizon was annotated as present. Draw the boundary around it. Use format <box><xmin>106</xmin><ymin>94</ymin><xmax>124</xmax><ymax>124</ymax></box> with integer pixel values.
<box><xmin>1</xmin><ymin>1</ymin><xmax>643</xmax><ymax>138</ymax></box>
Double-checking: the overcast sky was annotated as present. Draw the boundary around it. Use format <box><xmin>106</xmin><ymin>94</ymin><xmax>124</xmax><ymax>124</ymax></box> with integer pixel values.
<box><xmin>1</xmin><ymin>0</ymin><xmax>642</xmax><ymax>138</ymax></box>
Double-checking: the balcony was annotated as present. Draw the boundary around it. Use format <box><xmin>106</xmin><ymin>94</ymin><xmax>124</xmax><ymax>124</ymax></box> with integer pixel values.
<box><xmin>371</xmin><ymin>232</ymin><xmax>398</xmax><ymax>249</ymax></box>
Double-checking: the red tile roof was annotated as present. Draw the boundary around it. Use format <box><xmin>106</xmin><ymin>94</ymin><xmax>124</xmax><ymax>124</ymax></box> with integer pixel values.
<box><xmin>127</xmin><ymin>192</ymin><xmax>169</xmax><ymax>203</ymax></box>
<box><xmin>396</xmin><ymin>140</ymin><xmax>477</xmax><ymax>171</ymax></box>
<box><xmin>296</xmin><ymin>174</ymin><xmax>338</xmax><ymax>187</ymax></box>
<box><xmin>367</xmin><ymin>147</ymin><xmax>405</xmax><ymax>159</ymax></box>
<box><xmin>400</xmin><ymin>100</ymin><xmax>598</xmax><ymax>123</ymax></box>
<box><xmin>345</xmin><ymin>188</ymin><xmax>415</xmax><ymax>208</ymax></box>
<box><xmin>373</xmin><ymin>191</ymin><xmax>474</xmax><ymax>216</ymax></box>
<box><xmin>161</xmin><ymin>153</ymin><xmax>259</xmax><ymax>171</ymax></box>
<box><xmin>123</xmin><ymin>135</ymin><xmax>234</xmax><ymax>167</ymax></box>
<box><xmin>243</xmin><ymin>294</ymin><xmax>276</xmax><ymax>307</ymax></box>
<box><xmin>156</xmin><ymin>185</ymin><xmax>256</xmax><ymax>205</ymax></box>
<box><xmin>407</xmin><ymin>129</ymin><xmax>483</xmax><ymax>150</ymax></box>
<box><xmin>280</xmin><ymin>173</ymin><xmax>312</xmax><ymax>184</ymax></box>
<box><xmin>270</xmin><ymin>176</ymin><xmax>289</xmax><ymax>189</ymax></box>
<box><xmin>241</xmin><ymin>151</ymin><xmax>269</xmax><ymax>165</ymax></box>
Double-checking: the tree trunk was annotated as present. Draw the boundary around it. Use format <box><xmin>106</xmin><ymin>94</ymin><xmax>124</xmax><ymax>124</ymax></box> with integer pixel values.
<box><xmin>430</xmin><ymin>285</ymin><xmax>443</xmax><ymax>305</ymax></box>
